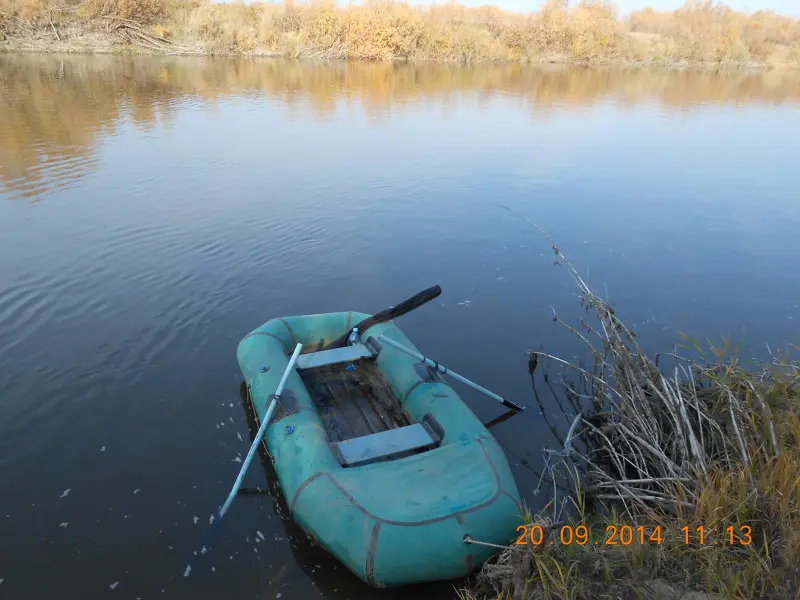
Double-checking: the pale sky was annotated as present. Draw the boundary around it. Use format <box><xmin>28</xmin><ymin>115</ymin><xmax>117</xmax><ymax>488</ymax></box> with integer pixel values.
<box><xmin>414</xmin><ymin>0</ymin><xmax>800</xmax><ymax>17</ymax></box>
<box><xmin>245</xmin><ymin>0</ymin><xmax>800</xmax><ymax>17</ymax></box>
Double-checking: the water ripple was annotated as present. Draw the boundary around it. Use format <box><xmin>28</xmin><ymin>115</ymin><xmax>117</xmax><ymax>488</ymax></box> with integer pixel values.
<box><xmin>0</xmin><ymin>286</ymin><xmax>57</xmax><ymax>360</ymax></box>
<box><xmin>2</xmin><ymin>153</ymin><xmax>102</xmax><ymax>202</ymax></box>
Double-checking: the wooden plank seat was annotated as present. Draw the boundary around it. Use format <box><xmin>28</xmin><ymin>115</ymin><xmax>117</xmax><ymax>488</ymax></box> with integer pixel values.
<box><xmin>295</xmin><ymin>343</ymin><xmax>375</xmax><ymax>370</ymax></box>
<box><xmin>332</xmin><ymin>416</ymin><xmax>445</xmax><ymax>467</ymax></box>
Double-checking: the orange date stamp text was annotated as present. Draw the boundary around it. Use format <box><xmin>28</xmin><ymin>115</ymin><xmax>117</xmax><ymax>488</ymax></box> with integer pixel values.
<box><xmin>514</xmin><ymin>524</ymin><xmax>753</xmax><ymax>546</ymax></box>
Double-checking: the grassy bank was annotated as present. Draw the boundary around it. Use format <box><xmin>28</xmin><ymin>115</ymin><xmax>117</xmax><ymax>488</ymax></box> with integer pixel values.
<box><xmin>461</xmin><ymin>222</ymin><xmax>800</xmax><ymax>599</ymax></box>
<box><xmin>1</xmin><ymin>0</ymin><xmax>800</xmax><ymax>68</ymax></box>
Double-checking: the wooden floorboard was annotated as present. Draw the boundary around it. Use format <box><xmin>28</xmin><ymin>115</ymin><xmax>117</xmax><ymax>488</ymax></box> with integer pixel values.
<box><xmin>299</xmin><ymin>359</ymin><xmax>409</xmax><ymax>443</ymax></box>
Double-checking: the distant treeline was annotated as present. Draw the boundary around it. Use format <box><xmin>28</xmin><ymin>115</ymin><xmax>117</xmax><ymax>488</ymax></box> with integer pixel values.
<box><xmin>2</xmin><ymin>0</ymin><xmax>800</xmax><ymax>67</ymax></box>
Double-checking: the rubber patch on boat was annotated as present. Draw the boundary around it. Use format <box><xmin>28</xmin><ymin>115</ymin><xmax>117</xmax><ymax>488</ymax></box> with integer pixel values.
<box><xmin>271</xmin><ymin>389</ymin><xmax>300</xmax><ymax>422</ymax></box>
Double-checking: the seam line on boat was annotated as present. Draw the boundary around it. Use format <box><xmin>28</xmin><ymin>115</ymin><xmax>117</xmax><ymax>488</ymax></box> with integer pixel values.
<box><xmin>291</xmin><ymin>438</ymin><xmax>503</xmax><ymax>527</ymax></box>
<box><xmin>503</xmin><ymin>490</ymin><xmax>522</xmax><ymax>511</ymax></box>
<box><xmin>239</xmin><ymin>331</ymin><xmax>284</xmax><ymax>346</ymax></box>
<box><xmin>365</xmin><ymin>521</ymin><xmax>381</xmax><ymax>586</ymax></box>
<box><xmin>278</xmin><ymin>318</ymin><xmax>298</xmax><ymax>346</ymax></box>
<box><xmin>402</xmin><ymin>380</ymin><xmax>425</xmax><ymax>404</ymax></box>
<box><xmin>290</xmin><ymin>472</ymin><xmax>325</xmax><ymax>514</ymax></box>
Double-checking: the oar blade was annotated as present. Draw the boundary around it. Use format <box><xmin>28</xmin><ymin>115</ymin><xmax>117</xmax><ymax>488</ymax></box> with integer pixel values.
<box><xmin>324</xmin><ymin>285</ymin><xmax>441</xmax><ymax>350</ymax></box>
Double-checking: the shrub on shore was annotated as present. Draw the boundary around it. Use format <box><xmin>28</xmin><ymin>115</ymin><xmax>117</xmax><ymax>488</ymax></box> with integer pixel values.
<box><xmin>2</xmin><ymin>0</ymin><xmax>800</xmax><ymax>68</ymax></box>
<box><xmin>180</xmin><ymin>0</ymin><xmax>635</xmax><ymax>61</ymax></box>
<box><xmin>629</xmin><ymin>0</ymin><xmax>800</xmax><ymax>65</ymax></box>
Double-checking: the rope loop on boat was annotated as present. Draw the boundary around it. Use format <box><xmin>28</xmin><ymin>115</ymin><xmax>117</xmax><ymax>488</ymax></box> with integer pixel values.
<box><xmin>462</xmin><ymin>535</ymin><xmax>516</xmax><ymax>551</ymax></box>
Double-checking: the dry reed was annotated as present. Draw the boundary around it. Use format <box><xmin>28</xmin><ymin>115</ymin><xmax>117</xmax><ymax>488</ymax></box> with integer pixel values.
<box><xmin>460</xmin><ymin>212</ymin><xmax>800</xmax><ymax>599</ymax></box>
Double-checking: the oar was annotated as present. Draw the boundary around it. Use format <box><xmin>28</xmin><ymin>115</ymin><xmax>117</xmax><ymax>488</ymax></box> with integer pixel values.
<box><xmin>322</xmin><ymin>285</ymin><xmax>442</xmax><ymax>351</ymax></box>
<box><xmin>378</xmin><ymin>334</ymin><xmax>525</xmax><ymax>412</ymax></box>
<box><xmin>219</xmin><ymin>342</ymin><xmax>303</xmax><ymax>518</ymax></box>
<box><xmin>185</xmin><ymin>343</ymin><xmax>302</xmax><ymax>576</ymax></box>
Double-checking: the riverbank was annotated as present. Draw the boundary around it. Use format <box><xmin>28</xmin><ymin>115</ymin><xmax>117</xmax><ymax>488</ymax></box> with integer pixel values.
<box><xmin>461</xmin><ymin>231</ymin><xmax>800</xmax><ymax>599</ymax></box>
<box><xmin>2</xmin><ymin>0</ymin><xmax>800</xmax><ymax>69</ymax></box>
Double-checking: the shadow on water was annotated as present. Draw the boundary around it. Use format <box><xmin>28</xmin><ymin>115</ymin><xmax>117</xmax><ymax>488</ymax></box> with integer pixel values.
<box><xmin>236</xmin><ymin>382</ymin><xmax>458</xmax><ymax>598</ymax></box>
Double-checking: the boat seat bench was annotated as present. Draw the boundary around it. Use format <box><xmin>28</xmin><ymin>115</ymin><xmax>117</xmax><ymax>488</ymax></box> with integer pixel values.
<box><xmin>296</xmin><ymin>344</ymin><xmax>373</xmax><ymax>370</ymax></box>
<box><xmin>295</xmin><ymin>338</ymin><xmax>382</xmax><ymax>371</ymax></box>
<box><xmin>332</xmin><ymin>415</ymin><xmax>445</xmax><ymax>467</ymax></box>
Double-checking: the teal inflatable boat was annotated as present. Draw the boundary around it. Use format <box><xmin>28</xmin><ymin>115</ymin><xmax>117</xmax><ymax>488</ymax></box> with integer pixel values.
<box><xmin>237</xmin><ymin>311</ymin><xmax>522</xmax><ymax>587</ymax></box>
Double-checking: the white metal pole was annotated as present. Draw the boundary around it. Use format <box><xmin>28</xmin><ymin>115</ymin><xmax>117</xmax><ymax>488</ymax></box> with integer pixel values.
<box><xmin>219</xmin><ymin>342</ymin><xmax>303</xmax><ymax>518</ymax></box>
<box><xmin>378</xmin><ymin>335</ymin><xmax>524</xmax><ymax>412</ymax></box>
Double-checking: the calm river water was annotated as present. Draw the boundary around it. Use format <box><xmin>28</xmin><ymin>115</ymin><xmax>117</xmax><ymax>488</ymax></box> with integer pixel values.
<box><xmin>1</xmin><ymin>55</ymin><xmax>800</xmax><ymax>599</ymax></box>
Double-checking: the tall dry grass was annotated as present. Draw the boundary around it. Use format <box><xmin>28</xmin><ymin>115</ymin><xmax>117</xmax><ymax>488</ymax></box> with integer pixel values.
<box><xmin>0</xmin><ymin>0</ymin><xmax>169</xmax><ymax>22</ymax></box>
<box><xmin>83</xmin><ymin>0</ymin><xmax>170</xmax><ymax>22</ymax></box>
<box><xmin>1</xmin><ymin>0</ymin><xmax>64</xmax><ymax>31</ymax></box>
<box><xmin>3</xmin><ymin>0</ymin><xmax>799</xmax><ymax>67</ymax></box>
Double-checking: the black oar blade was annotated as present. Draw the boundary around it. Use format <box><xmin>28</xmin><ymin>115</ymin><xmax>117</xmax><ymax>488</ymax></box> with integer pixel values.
<box><xmin>324</xmin><ymin>285</ymin><xmax>442</xmax><ymax>350</ymax></box>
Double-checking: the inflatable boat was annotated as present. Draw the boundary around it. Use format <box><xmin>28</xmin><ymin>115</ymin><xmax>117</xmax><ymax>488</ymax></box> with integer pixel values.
<box><xmin>236</xmin><ymin>310</ymin><xmax>522</xmax><ymax>587</ymax></box>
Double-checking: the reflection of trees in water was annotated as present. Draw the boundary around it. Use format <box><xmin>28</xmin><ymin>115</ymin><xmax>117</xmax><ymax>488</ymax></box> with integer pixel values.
<box><xmin>2</xmin><ymin>54</ymin><xmax>799</xmax><ymax>200</ymax></box>
<box><xmin>0</xmin><ymin>54</ymin><xmax>188</xmax><ymax>200</ymax></box>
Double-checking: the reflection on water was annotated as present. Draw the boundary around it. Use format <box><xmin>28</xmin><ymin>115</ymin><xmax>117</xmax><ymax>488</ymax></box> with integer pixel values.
<box><xmin>2</xmin><ymin>54</ymin><xmax>800</xmax><ymax>201</ymax></box>
<box><xmin>1</xmin><ymin>53</ymin><xmax>800</xmax><ymax>600</ymax></box>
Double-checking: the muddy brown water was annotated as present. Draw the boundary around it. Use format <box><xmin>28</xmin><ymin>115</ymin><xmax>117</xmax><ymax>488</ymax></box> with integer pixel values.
<box><xmin>2</xmin><ymin>54</ymin><xmax>800</xmax><ymax>599</ymax></box>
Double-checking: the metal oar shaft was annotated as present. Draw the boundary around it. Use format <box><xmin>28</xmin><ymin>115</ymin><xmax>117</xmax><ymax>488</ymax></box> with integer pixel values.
<box><xmin>378</xmin><ymin>335</ymin><xmax>524</xmax><ymax>412</ymax></box>
<box><xmin>220</xmin><ymin>342</ymin><xmax>303</xmax><ymax>517</ymax></box>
